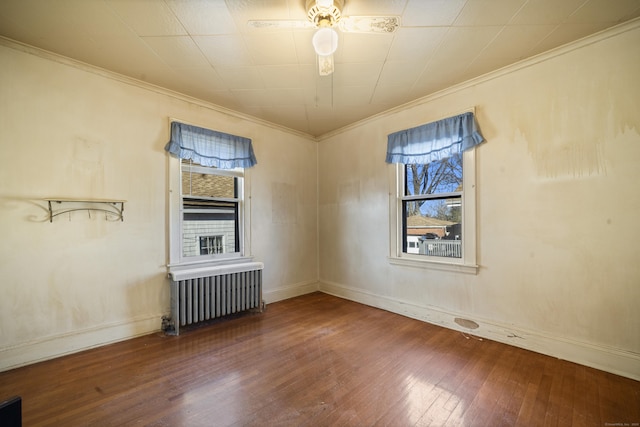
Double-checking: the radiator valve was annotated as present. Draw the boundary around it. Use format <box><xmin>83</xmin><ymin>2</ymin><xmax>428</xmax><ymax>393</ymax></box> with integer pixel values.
<box><xmin>161</xmin><ymin>315</ymin><xmax>175</xmax><ymax>334</ymax></box>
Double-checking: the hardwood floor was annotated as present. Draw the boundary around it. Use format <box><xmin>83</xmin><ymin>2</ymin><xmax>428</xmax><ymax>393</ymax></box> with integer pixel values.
<box><xmin>1</xmin><ymin>292</ymin><xmax>638</xmax><ymax>426</ymax></box>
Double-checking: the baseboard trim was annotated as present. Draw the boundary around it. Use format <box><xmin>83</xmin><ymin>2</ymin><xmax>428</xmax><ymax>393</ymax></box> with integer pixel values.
<box><xmin>0</xmin><ymin>281</ymin><xmax>322</xmax><ymax>372</ymax></box>
<box><xmin>0</xmin><ymin>314</ymin><xmax>163</xmax><ymax>372</ymax></box>
<box><xmin>319</xmin><ymin>280</ymin><xmax>640</xmax><ymax>381</ymax></box>
<box><xmin>264</xmin><ymin>280</ymin><xmax>319</xmax><ymax>304</ymax></box>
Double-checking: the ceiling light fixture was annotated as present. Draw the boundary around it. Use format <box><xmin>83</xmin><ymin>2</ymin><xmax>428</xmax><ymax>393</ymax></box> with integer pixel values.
<box><xmin>306</xmin><ymin>0</ymin><xmax>342</xmax><ymax>28</ymax></box>
<box><xmin>312</xmin><ymin>27</ymin><xmax>338</xmax><ymax>76</ymax></box>
<box><xmin>312</xmin><ymin>28</ymin><xmax>338</xmax><ymax>56</ymax></box>
<box><xmin>316</xmin><ymin>0</ymin><xmax>334</xmax><ymax>10</ymax></box>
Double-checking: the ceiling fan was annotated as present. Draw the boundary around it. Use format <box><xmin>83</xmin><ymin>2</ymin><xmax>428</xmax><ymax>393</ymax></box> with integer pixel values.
<box><xmin>247</xmin><ymin>0</ymin><xmax>400</xmax><ymax>76</ymax></box>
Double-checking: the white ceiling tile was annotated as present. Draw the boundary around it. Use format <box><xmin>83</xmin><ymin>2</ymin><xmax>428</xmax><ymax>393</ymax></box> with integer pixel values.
<box><xmin>266</xmin><ymin>88</ymin><xmax>305</xmax><ymax>105</ymax></box>
<box><xmin>460</xmin><ymin>56</ymin><xmax>515</xmax><ymax>81</ymax></box>
<box><xmin>292</xmin><ymin>30</ymin><xmax>317</xmax><ymax>64</ymax></box>
<box><xmin>332</xmin><ymin>86</ymin><xmax>375</xmax><ymax>106</ymax></box>
<box><xmin>332</xmin><ymin>62</ymin><xmax>384</xmax><ymax>86</ymax></box>
<box><xmin>225</xmin><ymin>0</ymin><xmax>294</xmax><ymax>26</ymax></box>
<box><xmin>341</xmin><ymin>0</ymin><xmax>408</xmax><ymax>16</ymax></box>
<box><xmin>297</xmin><ymin>64</ymin><xmax>325</xmax><ymax>89</ymax></box>
<box><xmin>566</xmin><ymin>0</ymin><xmax>640</xmax><ymax>24</ymax></box>
<box><xmin>301</xmin><ymin>70</ymin><xmax>345</xmax><ymax>105</ymax></box>
<box><xmin>370</xmin><ymin>83</ymin><xmax>417</xmax><ymax>107</ymax></box>
<box><xmin>215</xmin><ymin>66</ymin><xmax>265</xmax><ymax>90</ymax></box>
<box><xmin>529</xmin><ymin>22</ymin><xmax>614</xmax><ymax>55</ymax></box>
<box><xmin>477</xmin><ymin>25</ymin><xmax>557</xmax><ymax>61</ymax></box>
<box><xmin>454</xmin><ymin>0</ymin><xmax>528</xmax><ymax>26</ymax></box>
<box><xmin>243</xmin><ymin>32</ymin><xmax>299</xmax><ymax>65</ymax></box>
<box><xmin>430</xmin><ymin>26</ymin><xmax>503</xmax><ymax>66</ymax></box>
<box><xmin>106</xmin><ymin>0</ymin><xmax>187</xmax><ymax>36</ymax></box>
<box><xmin>236</xmin><ymin>104</ymin><xmax>262</xmax><ymax>115</ymax></box>
<box><xmin>410</xmin><ymin>76</ymin><xmax>448</xmax><ymax>99</ymax></box>
<box><xmin>259</xmin><ymin>65</ymin><xmax>304</xmax><ymax>88</ymax></box>
<box><xmin>387</xmin><ymin>27</ymin><xmax>448</xmax><ymax>63</ymax></box>
<box><xmin>34</xmin><ymin>36</ymin><xmax>99</xmax><ymax>65</ymax></box>
<box><xmin>402</xmin><ymin>0</ymin><xmax>467</xmax><ymax>26</ymax></box>
<box><xmin>305</xmin><ymin>107</ymin><xmax>336</xmax><ymax>135</ymax></box>
<box><xmin>64</xmin><ymin>0</ymin><xmax>135</xmax><ymax>38</ymax></box>
<box><xmin>0</xmin><ymin>0</ymin><xmax>79</xmax><ymax>39</ymax></box>
<box><xmin>232</xmin><ymin>89</ymin><xmax>275</xmax><ymax>107</ymax></box>
<box><xmin>206</xmin><ymin>90</ymin><xmax>243</xmax><ymax>110</ymax></box>
<box><xmin>193</xmin><ymin>35</ymin><xmax>253</xmax><ymax>67</ymax></box>
<box><xmin>259</xmin><ymin>105</ymin><xmax>310</xmax><ymax>132</ymax></box>
<box><xmin>142</xmin><ymin>36</ymin><xmax>211</xmax><ymax>69</ymax></box>
<box><xmin>172</xmin><ymin>67</ymin><xmax>228</xmax><ymax>93</ymax></box>
<box><xmin>510</xmin><ymin>0</ymin><xmax>585</xmax><ymax>25</ymax></box>
<box><xmin>339</xmin><ymin>33</ymin><xmax>394</xmax><ymax>63</ymax></box>
<box><xmin>83</xmin><ymin>35</ymin><xmax>178</xmax><ymax>83</ymax></box>
<box><xmin>377</xmin><ymin>61</ymin><xmax>426</xmax><ymax>87</ymax></box>
<box><xmin>413</xmin><ymin>63</ymin><xmax>462</xmax><ymax>93</ymax></box>
<box><xmin>330</xmin><ymin>103</ymin><xmax>381</xmax><ymax>125</ymax></box>
<box><xmin>284</xmin><ymin>0</ymin><xmax>312</xmax><ymax>20</ymax></box>
<box><xmin>166</xmin><ymin>0</ymin><xmax>238</xmax><ymax>35</ymax></box>
<box><xmin>0</xmin><ymin>13</ymin><xmax>27</xmax><ymax>42</ymax></box>
<box><xmin>413</xmin><ymin>25</ymin><xmax>503</xmax><ymax>92</ymax></box>
<box><xmin>305</xmin><ymin>104</ymin><xmax>369</xmax><ymax>134</ymax></box>
<box><xmin>232</xmin><ymin>86</ymin><xmax>305</xmax><ymax>109</ymax></box>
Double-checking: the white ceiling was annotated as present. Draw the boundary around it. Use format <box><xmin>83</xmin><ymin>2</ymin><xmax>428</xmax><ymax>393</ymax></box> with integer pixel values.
<box><xmin>1</xmin><ymin>0</ymin><xmax>639</xmax><ymax>137</ymax></box>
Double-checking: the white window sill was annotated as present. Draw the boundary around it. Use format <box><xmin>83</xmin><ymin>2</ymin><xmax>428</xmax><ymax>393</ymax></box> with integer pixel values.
<box><xmin>167</xmin><ymin>255</ymin><xmax>256</xmax><ymax>271</ymax></box>
<box><xmin>388</xmin><ymin>256</ymin><xmax>478</xmax><ymax>275</ymax></box>
<box><xmin>167</xmin><ymin>257</ymin><xmax>262</xmax><ymax>281</ymax></box>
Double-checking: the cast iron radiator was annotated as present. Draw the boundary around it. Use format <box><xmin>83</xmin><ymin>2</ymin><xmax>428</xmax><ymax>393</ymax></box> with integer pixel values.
<box><xmin>165</xmin><ymin>262</ymin><xmax>264</xmax><ymax>335</ymax></box>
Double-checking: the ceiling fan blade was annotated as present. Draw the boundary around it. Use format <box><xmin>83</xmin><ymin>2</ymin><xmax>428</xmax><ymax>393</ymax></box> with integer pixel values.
<box><xmin>339</xmin><ymin>16</ymin><xmax>400</xmax><ymax>33</ymax></box>
<box><xmin>247</xmin><ymin>20</ymin><xmax>314</xmax><ymax>30</ymax></box>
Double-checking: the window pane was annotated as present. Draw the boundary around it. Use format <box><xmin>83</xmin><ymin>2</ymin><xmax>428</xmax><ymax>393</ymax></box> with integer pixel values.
<box><xmin>182</xmin><ymin>172</ymin><xmax>236</xmax><ymax>198</ymax></box>
<box><xmin>403</xmin><ymin>198</ymin><xmax>462</xmax><ymax>258</ymax></box>
<box><xmin>182</xmin><ymin>200</ymin><xmax>238</xmax><ymax>257</ymax></box>
<box><xmin>199</xmin><ymin>235</ymin><xmax>223</xmax><ymax>255</ymax></box>
<box><xmin>405</xmin><ymin>153</ymin><xmax>462</xmax><ymax>196</ymax></box>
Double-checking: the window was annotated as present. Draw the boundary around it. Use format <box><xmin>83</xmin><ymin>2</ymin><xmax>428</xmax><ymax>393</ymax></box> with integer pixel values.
<box><xmin>390</xmin><ymin>150</ymin><xmax>477</xmax><ymax>273</ymax></box>
<box><xmin>177</xmin><ymin>159</ymin><xmax>246</xmax><ymax>262</ymax></box>
<box><xmin>403</xmin><ymin>153</ymin><xmax>462</xmax><ymax>258</ymax></box>
<box><xmin>386</xmin><ymin>112</ymin><xmax>483</xmax><ymax>273</ymax></box>
<box><xmin>165</xmin><ymin>121</ymin><xmax>256</xmax><ymax>267</ymax></box>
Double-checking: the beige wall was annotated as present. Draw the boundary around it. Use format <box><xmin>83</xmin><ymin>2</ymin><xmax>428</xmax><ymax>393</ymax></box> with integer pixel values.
<box><xmin>318</xmin><ymin>23</ymin><xmax>640</xmax><ymax>380</ymax></box>
<box><xmin>0</xmin><ymin>42</ymin><xmax>318</xmax><ymax>370</ymax></box>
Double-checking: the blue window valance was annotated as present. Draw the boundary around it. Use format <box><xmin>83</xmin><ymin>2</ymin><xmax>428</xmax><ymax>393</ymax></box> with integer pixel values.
<box><xmin>386</xmin><ymin>112</ymin><xmax>484</xmax><ymax>164</ymax></box>
<box><xmin>165</xmin><ymin>122</ymin><xmax>257</xmax><ymax>169</ymax></box>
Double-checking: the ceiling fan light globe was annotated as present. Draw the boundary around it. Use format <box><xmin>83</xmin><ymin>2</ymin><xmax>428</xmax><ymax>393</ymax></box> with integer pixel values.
<box><xmin>316</xmin><ymin>0</ymin><xmax>333</xmax><ymax>10</ymax></box>
<box><xmin>312</xmin><ymin>28</ymin><xmax>338</xmax><ymax>56</ymax></box>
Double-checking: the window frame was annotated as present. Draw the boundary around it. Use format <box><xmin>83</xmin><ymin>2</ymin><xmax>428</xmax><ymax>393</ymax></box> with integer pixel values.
<box><xmin>168</xmin><ymin>156</ymin><xmax>253</xmax><ymax>268</ymax></box>
<box><xmin>388</xmin><ymin>149</ymin><xmax>478</xmax><ymax>274</ymax></box>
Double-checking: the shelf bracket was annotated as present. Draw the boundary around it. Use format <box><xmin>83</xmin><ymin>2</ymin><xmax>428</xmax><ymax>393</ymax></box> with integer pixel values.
<box><xmin>46</xmin><ymin>199</ymin><xmax>126</xmax><ymax>222</ymax></box>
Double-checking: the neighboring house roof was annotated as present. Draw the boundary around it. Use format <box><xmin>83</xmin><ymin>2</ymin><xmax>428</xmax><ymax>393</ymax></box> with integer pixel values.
<box><xmin>405</xmin><ymin>215</ymin><xmax>453</xmax><ymax>237</ymax></box>
<box><xmin>406</xmin><ymin>215</ymin><xmax>453</xmax><ymax>227</ymax></box>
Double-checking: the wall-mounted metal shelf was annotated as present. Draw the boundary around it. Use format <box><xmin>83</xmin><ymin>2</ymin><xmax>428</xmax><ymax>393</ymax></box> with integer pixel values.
<box><xmin>45</xmin><ymin>199</ymin><xmax>126</xmax><ymax>222</ymax></box>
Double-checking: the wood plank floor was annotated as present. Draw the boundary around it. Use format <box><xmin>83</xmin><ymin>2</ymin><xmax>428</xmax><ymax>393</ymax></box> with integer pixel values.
<box><xmin>1</xmin><ymin>292</ymin><xmax>638</xmax><ymax>426</ymax></box>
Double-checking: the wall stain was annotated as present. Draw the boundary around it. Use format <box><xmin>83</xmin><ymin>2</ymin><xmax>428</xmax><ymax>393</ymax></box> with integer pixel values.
<box><xmin>512</xmin><ymin>62</ymin><xmax>639</xmax><ymax>179</ymax></box>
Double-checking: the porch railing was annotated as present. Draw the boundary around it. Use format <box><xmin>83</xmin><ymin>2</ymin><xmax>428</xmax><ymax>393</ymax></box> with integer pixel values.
<box><xmin>419</xmin><ymin>240</ymin><xmax>462</xmax><ymax>258</ymax></box>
